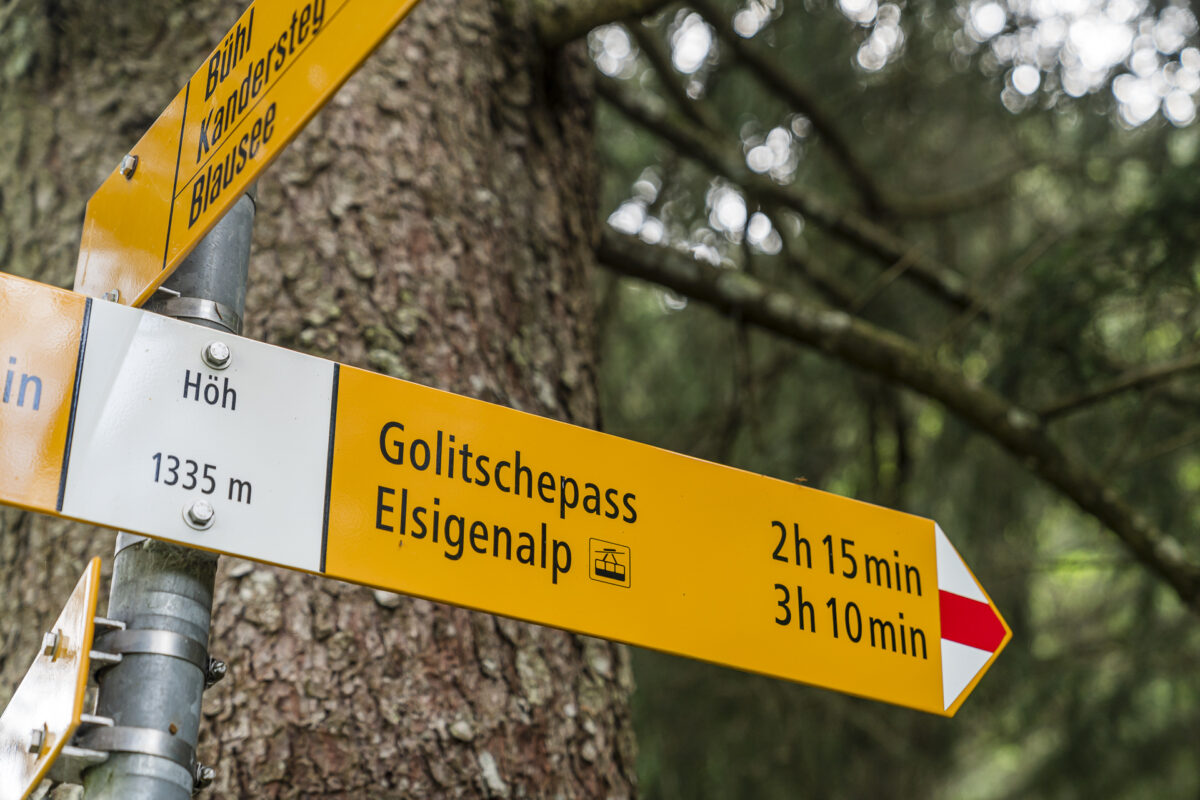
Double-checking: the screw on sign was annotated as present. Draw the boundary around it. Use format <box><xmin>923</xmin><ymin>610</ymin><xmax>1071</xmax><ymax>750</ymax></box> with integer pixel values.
<box><xmin>118</xmin><ymin>155</ymin><xmax>138</xmax><ymax>180</ymax></box>
<box><xmin>201</xmin><ymin>341</ymin><xmax>231</xmax><ymax>370</ymax></box>
<box><xmin>184</xmin><ymin>499</ymin><xmax>216</xmax><ymax>531</ymax></box>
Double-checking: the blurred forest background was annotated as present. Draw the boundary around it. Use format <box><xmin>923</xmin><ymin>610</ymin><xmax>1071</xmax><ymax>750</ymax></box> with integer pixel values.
<box><xmin>587</xmin><ymin>0</ymin><xmax>1200</xmax><ymax>797</ymax></box>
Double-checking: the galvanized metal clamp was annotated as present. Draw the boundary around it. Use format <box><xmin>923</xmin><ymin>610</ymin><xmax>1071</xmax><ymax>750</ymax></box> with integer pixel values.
<box><xmin>154</xmin><ymin>296</ymin><xmax>244</xmax><ymax>336</ymax></box>
<box><xmin>49</xmin><ymin>616</ymin><xmax>226</xmax><ymax>793</ymax></box>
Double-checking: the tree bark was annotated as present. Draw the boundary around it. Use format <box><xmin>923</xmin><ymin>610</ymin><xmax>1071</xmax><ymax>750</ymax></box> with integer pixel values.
<box><xmin>0</xmin><ymin>1</ymin><xmax>637</xmax><ymax>797</ymax></box>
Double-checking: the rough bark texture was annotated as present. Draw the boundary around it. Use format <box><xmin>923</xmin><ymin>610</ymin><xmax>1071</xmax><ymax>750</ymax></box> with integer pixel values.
<box><xmin>0</xmin><ymin>1</ymin><xmax>637</xmax><ymax>797</ymax></box>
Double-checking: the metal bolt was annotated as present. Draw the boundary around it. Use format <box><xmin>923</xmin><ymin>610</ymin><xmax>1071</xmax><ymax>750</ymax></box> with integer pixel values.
<box><xmin>41</xmin><ymin>631</ymin><xmax>59</xmax><ymax>658</ymax></box>
<box><xmin>119</xmin><ymin>154</ymin><xmax>138</xmax><ymax>180</ymax></box>
<box><xmin>28</xmin><ymin>727</ymin><xmax>44</xmax><ymax>755</ymax></box>
<box><xmin>103</xmin><ymin>289</ymin><xmax>120</xmax><ymax>303</ymax></box>
<box><xmin>201</xmin><ymin>341</ymin><xmax>232</xmax><ymax>370</ymax></box>
<box><xmin>204</xmin><ymin>657</ymin><xmax>228</xmax><ymax>688</ymax></box>
<box><xmin>183</xmin><ymin>500</ymin><xmax>215</xmax><ymax>530</ymax></box>
<box><xmin>193</xmin><ymin>763</ymin><xmax>216</xmax><ymax>790</ymax></box>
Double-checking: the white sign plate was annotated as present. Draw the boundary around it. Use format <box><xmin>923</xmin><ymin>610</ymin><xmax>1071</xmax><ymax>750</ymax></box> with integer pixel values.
<box><xmin>61</xmin><ymin>303</ymin><xmax>333</xmax><ymax>570</ymax></box>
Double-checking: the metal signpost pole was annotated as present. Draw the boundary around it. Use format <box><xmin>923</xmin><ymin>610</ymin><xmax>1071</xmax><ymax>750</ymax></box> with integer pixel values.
<box><xmin>82</xmin><ymin>188</ymin><xmax>255</xmax><ymax>800</ymax></box>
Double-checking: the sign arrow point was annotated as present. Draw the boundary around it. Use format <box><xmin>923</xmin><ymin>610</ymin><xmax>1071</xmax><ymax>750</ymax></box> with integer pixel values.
<box><xmin>935</xmin><ymin>525</ymin><xmax>1011</xmax><ymax>711</ymax></box>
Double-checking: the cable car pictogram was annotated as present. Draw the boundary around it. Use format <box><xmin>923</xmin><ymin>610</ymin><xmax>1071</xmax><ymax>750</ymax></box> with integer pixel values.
<box><xmin>594</xmin><ymin>548</ymin><xmax>626</xmax><ymax>582</ymax></box>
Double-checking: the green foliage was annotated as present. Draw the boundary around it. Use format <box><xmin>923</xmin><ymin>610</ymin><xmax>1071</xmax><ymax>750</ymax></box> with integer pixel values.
<box><xmin>592</xmin><ymin>0</ymin><xmax>1200</xmax><ymax>795</ymax></box>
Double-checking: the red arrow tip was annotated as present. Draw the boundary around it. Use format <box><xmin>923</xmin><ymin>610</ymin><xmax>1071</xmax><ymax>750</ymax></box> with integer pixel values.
<box><xmin>939</xmin><ymin>590</ymin><xmax>1006</xmax><ymax>652</ymax></box>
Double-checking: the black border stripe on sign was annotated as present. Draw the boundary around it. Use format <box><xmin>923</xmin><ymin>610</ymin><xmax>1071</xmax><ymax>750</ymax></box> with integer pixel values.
<box><xmin>162</xmin><ymin>79</ymin><xmax>190</xmax><ymax>270</ymax></box>
<box><xmin>319</xmin><ymin>363</ymin><xmax>340</xmax><ymax>573</ymax></box>
<box><xmin>57</xmin><ymin>298</ymin><xmax>93</xmax><ymax>512</ymax></box>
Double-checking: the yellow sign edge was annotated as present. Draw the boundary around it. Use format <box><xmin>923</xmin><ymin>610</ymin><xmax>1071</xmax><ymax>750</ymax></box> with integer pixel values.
<box><xmin>21</xmin><ymin>557</ymin><xmax>101</xmax><ymax>799</ymax></box>
<box><xmin>40</xmin><ymin>502</ymin><xmax>964</xmax><ymax>715</ymax></box>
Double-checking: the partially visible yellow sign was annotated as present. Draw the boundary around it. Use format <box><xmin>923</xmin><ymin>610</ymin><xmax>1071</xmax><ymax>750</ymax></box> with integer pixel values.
<box><xmin>74</xmin><ymin>0</ymin><xmax>423</xmax><ymax>306</ymax></box>
<box><xmin>0</xmin><ymin>274</ymin><xmax>88</xmax><ymax>514</ymax></box>
<box><xmin>0</xmin><ymin>558</ymin><xmax>101</xmax><ymax>800</ymax></box>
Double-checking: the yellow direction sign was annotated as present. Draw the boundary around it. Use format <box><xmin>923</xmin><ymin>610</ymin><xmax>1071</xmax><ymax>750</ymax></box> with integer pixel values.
<box><xmin>0</xmin><ymin>558</ymin><xmax>102</xmax><ymax>800</ymax></box>
<box><xmin>0</xmin><ymin>273</ymin><xmax>1011</xmax><ymax>715</ymax></box>
<box><xmin>74</xmin><ymin>0</ymin><xmax>422</xmax><ymax>306</ymax></box>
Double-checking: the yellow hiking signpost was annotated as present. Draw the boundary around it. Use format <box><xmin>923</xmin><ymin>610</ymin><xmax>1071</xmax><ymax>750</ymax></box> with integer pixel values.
<box><xmin>73</xmin><ymin>0</ymin><xmax>422</xmax><ymax>306</ymax></box>
<box><xmin>0</xmin><ymin>273</ymin><xmax>1011</xmax><ymax>716</ymax></box>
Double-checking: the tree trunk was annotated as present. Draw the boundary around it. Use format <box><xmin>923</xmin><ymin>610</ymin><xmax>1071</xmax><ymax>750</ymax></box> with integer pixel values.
<box><xmin>0</xmin><ymin>1</ymin><xmax>637</xmax><ymax>797</ymax></box>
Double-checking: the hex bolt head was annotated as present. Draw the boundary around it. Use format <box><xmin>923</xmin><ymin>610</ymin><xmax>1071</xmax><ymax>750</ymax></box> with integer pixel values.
<box><xmin>119</xmin><ymin>154</ymin><xmax>138</xmax><ymax>180</ymax></box>
<box><xmin>201</xmin><ymin>341</ymin><xmax>232</xmax><ymax>370</ymax></box>
<box><xmin>41</xmin><ymin>631</ymin><xmax>59</xmax><ymax>658</ymax></box>
<box><xmin>194</xmin><ymin>763</ymin><xmax>216</xmax><ymax>790</ymax></box>
<box><xmin>204</xmin><ymin>657</ymin><xmax>228</xmax><ymax>688</ymax></box>
<box><xmin>184</xmin><ymin>500</ymin><xmax>215</xmax><ymax>531</ymax></box>
<box><xmin>28</xmin><ymin>727</ymin><xmax>44</xmax><ymax>755</ymax></box>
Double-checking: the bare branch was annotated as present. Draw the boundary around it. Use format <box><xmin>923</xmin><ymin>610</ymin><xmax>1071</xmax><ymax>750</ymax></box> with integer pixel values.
<box><xmin>597</xmin><ymin>76</ymin><xmax>984</xmax><ymax>314</ymax></box>
<box><xmin>532</xmin><ymin>0</ymin><xmax>673</xmax><ymax>46</ymax></box>
<box><xmin>690</xmin><ymin>0</ymin><xmax>888</xmax><ymax>215</ymax></box>
<box><xmin>1040</xmin><ymin>353</ymin><xmax>1200</xmax><ymax>420</ymax></box>
<box><xmin>934</xmin><ymin>228</ymin><xmax>1062</xmax><ymax>347</ymax></box>
<box><xmin>772</xmin><ymin>209</ymin><xmax>859</xmax><ymax>309</ymax></box>
<box><xmin>596</xmin><ymin>229</ymin><xmax>1200</xmax><ymax>614</ymax></box>
<box><xmin>849</xmin><ymin>247</ymin><xmax>921</xmax><ymax>313</ymax></box>
<box><xmin>897</xmin><ymin>167</ymin><xmax>1023</xmax><ymax>220</ymax></box>
<box><xmin>1125</xmin><ymin>427</ymin><xmax>1200</xmax><ymax>470</ymax></box>
<box><xmin>629</xmin><ymin>21</ymin><xmax>721</xmax><ymax>132</ymax></box>
<box><xmin>691</xmin><ymin>0</ymin><xmax>1025</xmax><ymax>220</ymax></box>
